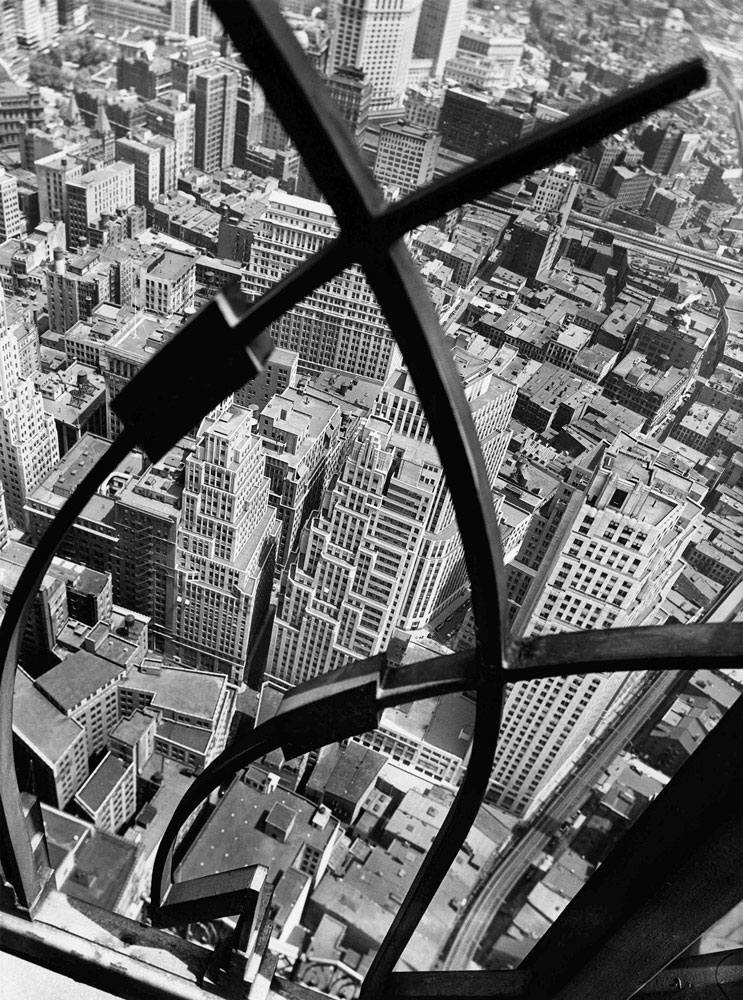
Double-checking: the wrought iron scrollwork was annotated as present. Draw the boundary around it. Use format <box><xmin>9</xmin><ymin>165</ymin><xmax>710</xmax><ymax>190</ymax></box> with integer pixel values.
<box><xmin>1</xmin><ymin>3</ymin><xmax>735</xmax><ymax>1000</ymax></box>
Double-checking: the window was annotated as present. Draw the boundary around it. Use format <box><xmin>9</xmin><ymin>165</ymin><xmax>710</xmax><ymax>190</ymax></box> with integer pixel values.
<box><xmin>0</xmin><ymin>9</ymin><xmax>738</xmax><ymax>1000</ymax></box>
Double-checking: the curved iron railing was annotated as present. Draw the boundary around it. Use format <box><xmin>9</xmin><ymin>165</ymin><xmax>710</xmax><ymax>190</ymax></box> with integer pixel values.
<box><xmin>1</xmin><ymin>3</ymin><xmax>739</xmax><ymax>998</ymax></box>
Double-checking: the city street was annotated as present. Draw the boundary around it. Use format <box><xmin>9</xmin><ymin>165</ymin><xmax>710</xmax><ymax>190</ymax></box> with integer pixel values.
<box><xmin>441</xmin><ymin>669</ymin><xmax>687</xmax><ymax>970</ymax></box>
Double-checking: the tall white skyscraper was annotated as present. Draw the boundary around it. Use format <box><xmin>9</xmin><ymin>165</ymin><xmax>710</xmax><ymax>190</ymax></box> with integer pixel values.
<box><xmin>168</xmin><ymin>398</ymin><xmax>278</xmax><ymax>685</ymax></box>
<box><xmin>15</xmin><ymin>0</ymin><xmax>59</xmax><ymax>49</ymax></box>
<box><xmin>488</xmin><ymin>433</ymin><xmax>704</xmax><ymax>817</ymax></box>
<box><xmin>242</xmin><ymin>190</ymin><xmax>402</xmax><ymax>381</ymax></box>
<box><xmin>268</xmin><ymin>355</ymin><xmax>516</xmax><ymax>687</ymax></box>
<box><xmin>0</xmin><ymin>287</ymin><xmax>59</xmax><ymax>527</ymax></box>
<box><xmin>328</xmin><ymin>0</ymin><xmax>422</xmax><ymax>114</ymax></box>
<box><xmin>413</xmin><ymin>0</ymin><xmax>467</xmax><ymax>78</ymax></box>
<box><xmin>532</xmin><ymin>164</ymin><xmax>580</xmax><ymax>214</ymax></box>
<box><xmin>269</xmin><ymin>417</ymin><xmax>464</xmax><ymax>686</ymax></box>
<box><xmin>0</xmin><ymin>168</ymin><xmax>22</xmax><ymax>241</ymax></box>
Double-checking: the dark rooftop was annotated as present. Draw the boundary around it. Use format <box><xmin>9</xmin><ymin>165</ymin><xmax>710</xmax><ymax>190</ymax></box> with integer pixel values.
<box><xmin>36</xmin><ymin>650</ymin><xmax>125</xmax><ymax>714</ymax></box>
<box><xmin>75</xmin><ymin>753</ymin><xmax>130</xmax><ymax>814</ymax></box>
<box><xmin>60</xmin><ymin>829</ymin><xmax>138</xmax><ymax>912</ymax></box>
<box><xmin>41</xmin><ymin>804</ymin><xmax>92</xmax><ymax>872</ymax></box>
<box><xmin>157</xmin><ymin>718</ymin><xmax>211</xmax><ymax>754</ymax></box>
<box><xmin>109</xmin><ymin>710</ymin><xmax>155</xmax><ymax>746</ymax></box>
<box><xmin>13</xmin><ymin>669</ymin><xmax>84</xmax><ymax>763</ymax></box>
<box><xmin>267</xmin><ymin>801</ymin><xmax>297</xmax><ymax>833</ymax></box>
<box><xmin>177</xmin><ymin>777</ymin><xmax>336</xmax><ymax>885</ymax></box>
<box><xmin>308</xmin><ymin>743</ymin><xmax>386</xmax><ymax>807</ymax></box>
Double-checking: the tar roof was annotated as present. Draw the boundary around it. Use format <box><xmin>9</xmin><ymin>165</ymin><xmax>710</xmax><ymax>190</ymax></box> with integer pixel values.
<box><xmin>13</xmin><ymin>670</ymin><xmax>84</xmax><ymax>764</ymax></box>
<box><xmin>76</xmin><ymin>753</ymin><xmax>129</xmax><ymax>813</ymax></box>
<box><xmin>424</xmin><ymin>693</ymin><xmax>475</xmax><ymax>757</ymax></box>
<box><xmin>60</xmin><ymin>829</ymin><xmax>138</xmax><ymax>912</ymax></box>
<box><xmin>146</xmin><ymin>250</ymin><xmax>195</xmax><ymax>282</ymax></box>
<box><xmin>316</xmin><ymin>744</ymin><xmax>386</xmax><ymax>805</ymax></box>
<box><xmin>110</xmin><ymin>710</ymin><xmax>155</xmax><ymax>745</ymax></box>
<box><xmin>177</xmin><ymin>778</ymin><xmax>335</xmax><ymax>884</ymax></box>
<box><xmin>36</xmin><ymin>650</ymin><xmax>125</xmax><ymax>714</ymax></box>
<box><xmin>157</xmin><ymin>718</ymin><xmax>211</xmax><ymax>753</ymax></box>
<box><xmin>120</xmin><ymin>664</ymin><xmax>226</xmax><ymax>720</ymax></box>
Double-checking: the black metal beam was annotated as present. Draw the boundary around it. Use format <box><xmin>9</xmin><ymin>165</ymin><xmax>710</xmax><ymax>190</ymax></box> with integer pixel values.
<box><xmin>507</xmin><ymin>622</ymin><xmax>743</xmax><ymax>682</ymax></box>
<box><xmin>383</xmin><ymin>950</ymin><xmax>743</xmax><ymax>999</ymax></box>
<box><xmin>356</xmin><ymin>241</ymin><xmax>508</xmax><ymax>996</ymax></box>
<box><xmin>549</xmin><ymin>812</ymin><xmax>742</xmax><ymax>1000</ymax></box>
<box><xmin>210</xmin><ymin>0</ymin><xmax>383</xmax><ymax>232</ymax></box>
<box><xmin>151</xmin><ymin>652</ymin><xmax>492</xmax><ymax>927</ymax></box>
<box><xmin>523</xmin><ymin>693</ymin><xmax>743</xmax><ymax>1000</ymax></box>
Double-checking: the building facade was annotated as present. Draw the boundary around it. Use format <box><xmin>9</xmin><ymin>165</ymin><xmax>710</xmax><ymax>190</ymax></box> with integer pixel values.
<box><xmin>193</xmin><ymin>66</ymin><xmax>238</xmax><ymax>173</ymax></box>
<box><xmin>374</xmin><ymin>121</ymin><xmax>441</xmax><ymax>196</ymax></box>
<box><xmin>66</xmin><ymin>162</ymin><xmax>135</xmax><ymax>250</ymax></box>
<box><xmin>243</xmin><ymin>190</ymin><xmax>402</xmax><ymax>381</ymax></box>
<box><xmin>328</xmin><ymin>0</ymin><xmax>422</xmax><ymax>115</ymax></box>
<box><xmin>413</xmin><ymin>0</ymin><xmax>467</xmax><ymax>78</ymax></box>
<box><xmin>118</xmin><ymin>659</ymin><xmax>236</xmax><ymax>771</ymax></box>
<box><xmin>269</xmin><ymin>397</ymin><xmax>510</xmax><ymax>687</ymax></box>
<box><xmin>258</xmin><ymin>386</ymin><xmax>346</xmax><ymax>567</ymax></box>
<box><xmin>0</xmin><ymin>312</ymin><xmax>59</xmax><ymax>526</ymax></box>
<box><xmin>143</xmin><ymin>93</ymin><xmax>195</xmax><ymax>176</ymax></box>
<box><xmin>0</xmin><ymin>168</ymin><xmax>22</xmax><ymax>241</ymax></box>
<box><xmin>141</xmin><ymin>250</ymin><xmax>196</xmax><ymax>316</ymax></box>
<box><xmin>492</xmin><ymin>434</ymin><xmax>704</xmax><ymax>817</ymax></box>
<box><xmin>168</xmin><ymin>399</ymin><xmax>278</xmax><ymax>684</ymax></box>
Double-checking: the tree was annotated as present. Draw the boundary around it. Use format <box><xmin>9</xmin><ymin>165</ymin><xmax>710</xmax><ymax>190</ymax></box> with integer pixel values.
<box><xmin>28</xmin><ymin>55</ymin><xmax>67</xmax><ymax>90</ymax></box>
<box><xmin>57</xmin><ymin>35</ymin><xmax>109</xmax><ymax>68</ymax></box>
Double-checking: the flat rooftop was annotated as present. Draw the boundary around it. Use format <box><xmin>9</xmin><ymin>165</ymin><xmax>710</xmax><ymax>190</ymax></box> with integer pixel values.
<box><xmin>76</xmin><ymin>753</ymin><xmax>129</xmax><ymax>814</ymax></box>
<box><xmin>13</xmin><ymin>669</ymin><xmax>84</xmax><ymax>764</ymax></box>
<box><xmin>36</xmin><ymin>650</ymin><xmax>125</xmax><ymax>714</ymax></box>
<box><xmin>157</xmin><ymin>718</ymin><xmax>211</xmax><ymax>753</ymax></box>
<box><xmin>60</xmin><ymin>828</ymin><xmax>138</xmax><ymax>912</ymax></box>
<box><xmin>110</xmin><ymin>710</ymin><xmax>154</xmax><ymax>746</ymax></box>
<box><xmin>120</xmin><ymin>662</ymin><xmax>227</xmax><ymax>721</ymax></box>
<box><xmin>177</xmin><ymin>778</ymin><xmax>335</xmax><ymax>885</ymax></box>
<box><xmin>145</xmin><ymin>250</ymin><xmax>195</xmax><ymax>283</ymax></box>
<box><xmin>41</xmin><ymin>804</ymin><xmax>91</xmax><ymax>869</ymax></box>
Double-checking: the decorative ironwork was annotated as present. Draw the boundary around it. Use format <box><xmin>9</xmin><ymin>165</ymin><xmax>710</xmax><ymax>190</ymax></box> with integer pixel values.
<box><xmin>1</xmin><ymin>2</ymin><xmax>739</xmax><ymax>999</ymax></box>
<box><xmin>295</xmin><ymin>960</ymin><xmax>362</xmax><ymax>1000</ymax></box>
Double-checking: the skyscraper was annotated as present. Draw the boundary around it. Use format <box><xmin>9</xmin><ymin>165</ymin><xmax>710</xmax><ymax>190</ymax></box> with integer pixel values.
<box><xmin>269</xmin><ymin>357</ymin><xmax>516</xmax><ymax>687</ymax></box>
<box><xmin>328</xmin><ymin>0</ymin><xmax>422</xmax><ymax>115</ymax></box>
<box><xmin>269</xmin><ymin>418</ymin><xmax>456</xmax><ymax>686</ymax></box>
<box><xmin>499</xmin><ymin>209</ymin><xmax>565</xmax><ymax>282</ymax></box>
<box><xmin>325</xmin><ymin>65</ymin><xmax>372</xmax><ymax>137</ymax></box>
<box><xmin>257</xmin><ymin>386</ymin><xmax>347</xmax><ymax>568</ymax></box>
<box><xmin>193</xmin><ymin>66</ymin><xmax>238</xmax><ymax>172</ymax></box>
<box><xmin>167</xmin><ymin>398</ymin><xmax>278</xmax><ymax>684</ymax></box>
<box><xmin>489</xmin><ymin>433</ymin><xmax>704</xmax><ymax>817</ymax></box>
<box><xmin>14</xmin><ymin>0</ymin><xmax>58</xmax><ymax>49</ymax></box>
<box><xmin>374</xmin><ymin>121</ymin><xmax>441</xmax><ymax>196</ymax></box>
<box><xmin>89</xmin><ymin>0</ymin><xmax>171</xmax><ymax>34</ymax></box>
<box><xmin>143</xmin><ymin>92</ymin><xmax>195</xmax><ymax>176</ymax></box>
<box><xmin>0</xmin><ymin>288</ymin><xmax>59</xmax><ymax>526</ymax></box>
<box><xmin>0</xmin><ymin>167</ymin><xmax>22</xmax><ymax>241</ymax></box>
<box><xmin>192</xmin><ymin>0</ymin><xmax>220</xmax><ymax>39</ymax></box>
<box><xmin>242</xmin><ymin>190</ymin><xmax>402</xmax><ymax>382</ymax></box>
<box><xmin>636</xmin><ymin>121</ymin><xmax>686</xmax><ymax>175</ymax></box>
<box><xmin>533</xmin><ymin>164</ymin><xmax>579</xmax><ymax>214</ymax></box>
<box><xmin>65</xmin><ymin>161</ymin><xmax>135</xmax><ymax>250</ymax></box>
<box><xmin>413</xmin><ymin>0</ymin><xmax>467</xmax><ymax>79</ymax></box>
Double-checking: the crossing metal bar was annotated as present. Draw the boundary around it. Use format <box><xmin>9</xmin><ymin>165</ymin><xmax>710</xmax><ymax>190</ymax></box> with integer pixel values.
<box><xmin>0</xmin><ymin>5</ymin><xmax>726</xmax><ymax>1000</ymax></box>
